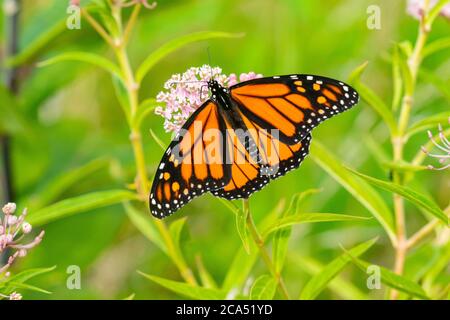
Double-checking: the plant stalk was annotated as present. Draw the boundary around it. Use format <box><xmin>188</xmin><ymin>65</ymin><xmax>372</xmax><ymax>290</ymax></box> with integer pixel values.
<box><xmin>83</xmin><ymin>4</ymin><xmax>197</xmax><ymax>286</ymax></box>
<box><xmin>244</xmin><ymin>199</ymin><xmax>290</xmax><ymax>299</ymax></box>
<box><xmin>390</xmin><ymin>0</ymin><xmax>432</xmax><ymax>300</ymax></box>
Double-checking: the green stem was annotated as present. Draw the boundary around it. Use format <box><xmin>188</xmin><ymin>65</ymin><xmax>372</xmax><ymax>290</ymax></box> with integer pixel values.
<box><xmin>244</xmin><ymin>199</ymin><xmax>291</xmax><ymax>300</ymax></box>
<box><xmin>83</xmin><ymin>4</ymin><xmax>197</xmax><ymax>286</ymax></box>
<box><xmin>390</xmin><ymin>0</ymin><xmax>432</xmax><ymax>300</ymax></box>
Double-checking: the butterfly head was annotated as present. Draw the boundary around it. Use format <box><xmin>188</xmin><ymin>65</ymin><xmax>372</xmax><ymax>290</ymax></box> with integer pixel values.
<box><xmin>207</xmin><ymin>79</ymin><xmax>229</xmax><ymax>101</ymax></box>
<box><xmin>207</xmin><ymin>79</ymin><xmax>220</xmax><ymax>91</ymax></box>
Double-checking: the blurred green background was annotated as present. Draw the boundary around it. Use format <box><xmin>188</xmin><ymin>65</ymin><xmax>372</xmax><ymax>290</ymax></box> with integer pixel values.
<box><xmin>1</xmin><ymin>0</ymin><xmax>448</xmax><ymax>299</ymax></box>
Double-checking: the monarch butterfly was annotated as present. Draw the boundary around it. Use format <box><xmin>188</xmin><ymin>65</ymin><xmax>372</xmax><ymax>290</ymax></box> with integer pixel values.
<box><xmin>149</xmin><ymin>74</ymin><xmax>359</xmax><ymax>218</ymax></box>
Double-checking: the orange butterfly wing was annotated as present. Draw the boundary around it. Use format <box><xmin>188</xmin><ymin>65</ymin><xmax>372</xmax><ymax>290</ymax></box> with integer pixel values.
<box><xmin>149</xmin><ymin>101</ymin><xmax>230</xmax><ymax>218</ymax></box>
<box><xmin>211</xmin><ymin>109</ymin><xmax>312</xmax><ymax>199</ymax></box>
<box><xmin>230</xmin><ymin>74</ymin><xmax>359</xmax><ymax>143</ymax></box>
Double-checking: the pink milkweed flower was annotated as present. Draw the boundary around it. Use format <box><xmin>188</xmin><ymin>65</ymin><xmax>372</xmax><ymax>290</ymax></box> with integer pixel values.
<box><xmin>1</xmin><ymin>203</ymin><xmax>45</xmax><ymax>299</ymax></box>
<box><xmin>155</xmin><ymin>65</ymin><xmax>263</xmax><ymax>133</ymax></box>
<box><xmin>421</xmin><ymin>118</ymin><xmax>450</xmax><ymax>170</ymax></box>
<box><xmin>407</xmin><ymin>0</ymin><xmax>450</xmax><ymax>20</ymax></box>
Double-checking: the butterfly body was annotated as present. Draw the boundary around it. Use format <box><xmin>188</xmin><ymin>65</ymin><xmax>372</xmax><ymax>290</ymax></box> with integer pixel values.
<box><xmin>149</xmin><ymin>74</ymin><xmax>359</xmax><ymax>218</ymax></box>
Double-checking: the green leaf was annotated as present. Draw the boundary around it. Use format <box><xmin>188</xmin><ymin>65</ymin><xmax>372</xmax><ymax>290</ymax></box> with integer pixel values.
<box><xmin>422</xmin><ymin>37</ymin><xmax>450</xmax><ymax>59</ymax></box>
<box><xmin>195</xmin><ymin>255</ymin><xmax>219</xmax><ymax>289</ymax></box>
<box><xmin>422</xmin><ymin>242</ymin><xmax>450</xmax><ymax>292</ymax></box>
<box><xmin>348</xmin><ymin>169</ymin><xmax>447</xmax><ymax>224</ymax></box>
<box><xmin>169</xmin><ymin>217</ymin><xmax>188</xmax><ymax>252</ymax></box>
<box><xmin>27</xmin><ymin>158</ymin><xmax>111</xmax><ymax>209</ymax></box>
<box><xmin>222</xmin><ymin>243</ymin><xmax>258</xmax><ymax>293</ymax></box>
<box><xmin>218</xmin><ymin>199</ymin><xmax>250</xmax><ymax>254</ymax></box>
<box><xmin>124</xmin><ymin>202</ymin><xmax>167</xmax><ymax>254</ymax></box>
<box><xmin>27</xmin><ymin>190</ymin><xmax>138</xmax><ymax>226</ymax></box>
<box><xmin>398</xmin><ymin>45</ymin><xmax>414</xmax><ymax>94</ymax></box>
<box><xmin>6</xmin><ymin>281</ymin><xmax>52</xmax><ymax>295</ymax></box>
<box><xmin>291</xmin><ymin>254</ymin><xmax>367</xmax><ymax>300</ymax></box>
<box><xmin>112</xmin><ymin>76</ymin><xmax>131</xmax><ymax>125</ymax></box>
<box><xmin>5</xmin><ymin>21</ymin><xmax>67</xmax><ymax>67</ymax></box>
<box><xmin>135</xmin><ymin>98</ymin><xmax>159</xmax><ymax>128</ymax></box>
<box><xmin>3</xmin><ymin>266</ymin><xmax>56</xmax><ymax>295</ymax></box>
<box><xmin>250</xmin><ymin>275</ymin><xmax>277</xmax><ymax>300</ymax></box>
<box><xmin>4</xmin><ymin>266</ymin><xmax>56</xmax><ymax>284</ymax></box>
<box><xmin>348</xmin><ymin>255</ymin><xmax>429</xmax><ymax>300</ymax></box>
<box><xmin>348</xmin><ymin>63</ymin><xmax>396</xmax><ymax>131</ymax></box>
<box><xmin>123</xmin><ymin>293</ymin><xmax>135</xmax><ymax>300</ymax></box>
<box><xmin>426</xmin><ymin>0</ymin><xmax>450</xmax><ymax>27</ymax></box>
<box><xmin>38</xmin><ymin>52</ymin><xmax>124</xmax><ymax>81</ymax></box>
<box><xmin>381</xmin><ymin>161</ymin><xmax>427</xmax><ymax>172</ymax></box>
<box><xmin>418</xmin><ymin>69</ymin><xmax>450</xmax><ymax>102</ymax></box>
<box><xmin>407</xmin><ymin>111</ymin><xmax>450</xmax><ymax>136</ymax></box>
<box><xmin>136</xmin><ymin>31</ymin><xmax>243</xmax><ymax>83</ymax></box>
<box><xmin>407</xmin><ymin>111</ymin><xmax>450</xmax><ymax>137</ymax></box>
<box><xmin>348</xmin><ymin>61</ymin><xmax>369</xmax><ymax>82</ymax></box>
<box><xmin>149</xmin><ymin>129</ymin><xmax>167</xmax><ymax>151</ymax></box>
<box><xmin>300</xmin><ymin>238</ymin><xmax>377</xmax><ymax>300</ymax></box>
<box><xmin>236</xmin><ymin>201</ymin><xmax>251</xmax><ymax>254</ymax></box>
<box><xmin>264</xmin><ymin>213</ymin><xmax>369</xmax><ymax>237</ymax></box>
<box><xmin>310</xmin><ymin>141</ymin><xmax>396</xmax><ymax>243</ymax></box>
<box><xmin>273</xmin><ymin>191</ymin><xmax>320</xmax><ymax>273</ymax></box>
<box><xmin>138</xmin><ymin>271</ymin><xmax>227</xmax><ymax>300</ymax></box>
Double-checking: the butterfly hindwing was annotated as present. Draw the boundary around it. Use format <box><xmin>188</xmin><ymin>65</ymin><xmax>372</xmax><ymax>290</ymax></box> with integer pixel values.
<box><xmin>230</xmin><ymin>74</ymin><xmax>359</xmax><ymax>143</ymax></box>
<box><xmin>211</xmin><ymin>127</ymin><xmax>312</xmax><ymax>200</ymax></box>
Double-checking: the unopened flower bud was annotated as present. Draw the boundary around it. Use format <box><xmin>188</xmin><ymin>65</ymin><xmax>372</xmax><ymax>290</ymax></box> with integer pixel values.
<box><xmin>7</xmin><ymin>215</ymin><xmax>18</xmax><ymax>226</ymax></box>
<box><xmin>22</xmin><ymin>222</ymin><xmax>32</xmax><ymax>234</ymax></box>
<box><xmin>2</xmin><ymin>202</ymin><xmax>16</xmax><ymax>215</ymax></box>
<box><xmin>9</xmin><ymin>292</ymin><xmax>22</xmax><ymax>300</ymax></box>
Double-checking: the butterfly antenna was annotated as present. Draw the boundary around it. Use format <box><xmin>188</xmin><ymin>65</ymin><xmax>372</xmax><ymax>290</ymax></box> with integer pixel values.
<box><xmin>168</xmin><ymin>80</ymin><xmax>208</xmax><ymax>87</ymax></box>
<box><xmin>207</xmin><ymin>47</ymin><xmax>214</xmax><ymax>80</ymax></box>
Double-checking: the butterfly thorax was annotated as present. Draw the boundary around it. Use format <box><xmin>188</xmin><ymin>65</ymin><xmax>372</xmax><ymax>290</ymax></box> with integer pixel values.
<box><xmin>208</xmin><ymin>80</ymin><xmax>232</xmax><ymax>110</ymax></box>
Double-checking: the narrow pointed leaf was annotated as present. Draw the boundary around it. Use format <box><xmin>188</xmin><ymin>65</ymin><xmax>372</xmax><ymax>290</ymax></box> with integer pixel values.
<box><xmin>27</xmin><ymin>190</ymin><xmax>138</xmax><ymax>226</ymax></box>
<box><xmin>264</xmin><ymin>213</ymin><xmax>370</xmax><ymax>237</ymax></box>
<box><xmin>136</xmin><ymin>31</ymin><xmax>243</xmax><ymax>83</ymax></box>
<box><xmin>138</xmin><ymin>272</ymin><xmax>226</xmax><ymax>300</ymax></box>
<box><xmin>124</xmin><ymin>202</ymin><xmax>167</xmax><ymax>254</ymax></box>
<box><xmin>300</xmin><ymin>238</ymin><xmax>378</xmax><ymax>300</ymax></box>
<box><xmin>38</xmin><ymin>52</ymin><xmax>123</xmax><ymax>80</ymax></box>
<box><xmin>310</xmin><ymin>141</ymin><xmax>396</xmax><ymax>243</ymax></box>
<box><xmin>348</xmin><ymin>256</ymin><xmax>429</xmax><ymax>300</ymax></box>
<box><xmin>349</xmin><ymin>169</ymin><xmax>447</xmax><ymax>224</ymax></box>
<box><xmin>250</xmin><ymin>275</ymin><xmax>277</xmax><ymax>300</ymax></box>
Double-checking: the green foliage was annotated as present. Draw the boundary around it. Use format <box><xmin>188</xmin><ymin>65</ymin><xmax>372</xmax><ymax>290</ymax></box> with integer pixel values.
<box><xmin>347</xmin><ymin>255</ymin><xmax>430</xmax><ymax>300</ymax></box>
<box><xmin>2</xmin><ymin>0</ymin><xmax>448</xmax><ymax>300</ymax></box>
<box><xmin>349</xmin><ymin>169</ymin><xmax>447</xmax><ymax>223</ymax></box>
<box><xmin>27</xmin><ymin>190</ymin><xmax>138</xmax><ymax>226</ymax></box>
<box><xmin>250</xmin><ymin>275</ymin><xmax>277</xmax><ymax>300</ymax></box>
<box><xmin>310</xmin><ymin>141</ymin><xmax>396</xmax><ymax>243</ymax></box>
<box><xmin>299</xmin><ymin>238</ymin><xmax>378</xmax><ymax>300</ymax></box>
<box><xmin>0</xmin><ymin>267</ymin><xmax>56</xmax><ymax>296</ymax></box>
<box><xmin>138</xmin><ymin>272</ymin><xmax>228</xmax><ymax>300</ymax></box>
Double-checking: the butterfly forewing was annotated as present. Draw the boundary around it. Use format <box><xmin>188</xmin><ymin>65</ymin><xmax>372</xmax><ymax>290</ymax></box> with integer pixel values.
<box><xmin>149</xmin><ymin>100</ymin><xmax>230</xmax><ymax>218</ymax></box>
<box><xmin>230</xmin><ymin>74</ymin><xmax>359</xmax><ymax>144</ymax></box>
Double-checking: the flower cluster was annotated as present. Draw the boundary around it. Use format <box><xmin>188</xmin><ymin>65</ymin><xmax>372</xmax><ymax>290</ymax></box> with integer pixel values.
<box><xmin>1</xmin><ymin>202</ymin><xmax>45</xmax><ymax>300</ymax></box>
<box><xmin>407</xmin><ymin>0</ymin><xmax>450</xmax><ymax>20</ymax></box>
<box><xmin>422</xmin><ymin>118</ymin><xmax>450</xmax><ymax>171</ymax></box>
<box><xmin>155</xmin><ymin>65</ymin><xmax>263</xmax><ymax>133</ymax></box>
